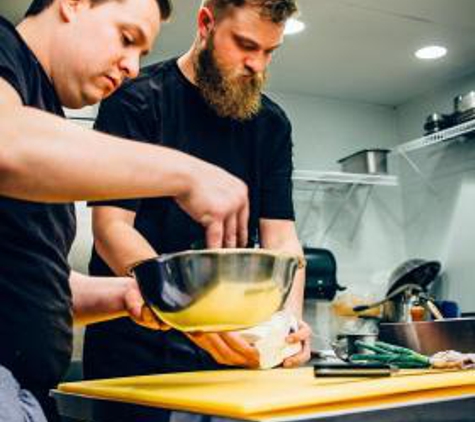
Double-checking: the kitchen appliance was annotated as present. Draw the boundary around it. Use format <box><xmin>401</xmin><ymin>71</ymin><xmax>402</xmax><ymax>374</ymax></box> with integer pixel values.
<box><xmin>338</xmin><ymin>149</ymin><xmax>391</xmax><ymax>175</ymax></box>
<box><xmin>130</xmin><ymin>248</ymin><xmax>301</xmax><ymax>332</ymax></box>
<box><xmin>303</xmin><ymin>248</ymin><xmax>345</xmax><ymax>351</ymax></box>
<box><xmin>303</xmin><ymin>248</ymin><xmax>346</xmax><ymax>301</ymax></box>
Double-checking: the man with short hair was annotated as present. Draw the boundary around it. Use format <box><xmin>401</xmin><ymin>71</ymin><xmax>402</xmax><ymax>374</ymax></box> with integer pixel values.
<box><xmin>84</xmin><ymin>0</ymin><xmax>311</xmax><ymax>404</ymax></box>
<box><xmin>0</xmin><ymin>0</ymin><xmax>252</xmax><ymax>420</ymax></box>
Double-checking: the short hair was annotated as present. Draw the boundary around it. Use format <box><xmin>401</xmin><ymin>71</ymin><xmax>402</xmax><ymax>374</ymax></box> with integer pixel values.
<box><xmin>203</xmin><ymin>0</ymin><xmax>297</xmax><ymax>24</ymax></box>
<box><xmin>25</xmin><ymin>0</ymin><xmax>172</xmax><ymax>21</ymax></box>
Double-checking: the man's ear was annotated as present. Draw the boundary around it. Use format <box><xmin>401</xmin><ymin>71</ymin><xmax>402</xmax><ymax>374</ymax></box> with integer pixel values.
<box><xmin>58</xmin><ymin>0</ymin><xmax>91</xmax><ymax>23</ymax></box>
<box><xmin>197</xmin><ymin>7</ymin><xmax>215</xmax><ymax>39</ymax></box>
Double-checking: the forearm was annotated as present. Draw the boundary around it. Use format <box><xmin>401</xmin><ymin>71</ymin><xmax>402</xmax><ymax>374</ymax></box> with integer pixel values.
<box><xmin>284</xmin><ymin>266</ymin><xmax>305</xmax><ymax>318</ymax></box>
<box><xmin>275</xmin><ymin>240</ymin><xmax>305</xmax><ymax>318</ymax></box>
<box><xmin>70</xmin><ymin>270</ymin><xmax>131</xmax><ymax>325</ymax></box>
<box><xmin>94</xmin><ymin>218</ymin><xmax>157</xmax><ymax>276</ymax></box>
<box><xmin>260</xmin><ymin>221</ymin><xmax>305</xmax><ymax>319</ymax></box>
<box><xmin>0</xmin><ymin>105</ymin><xmax>198</xmax><ymax>202</ymax></box>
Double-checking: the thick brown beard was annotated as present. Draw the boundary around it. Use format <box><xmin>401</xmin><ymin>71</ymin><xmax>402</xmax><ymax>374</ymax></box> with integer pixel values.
<box><xmin>194</xmin><ymin>36</ymin><xmax>267</xmax><ymax>121</ymax></box>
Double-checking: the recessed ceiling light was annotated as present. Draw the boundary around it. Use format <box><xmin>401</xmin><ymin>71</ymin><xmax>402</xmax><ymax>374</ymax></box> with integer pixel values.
<box><xmin>284</xmin><ymin>18</ymin><xmax>305</xmax><ymax>35</ymax></box>
<box><xmin>415</xmin><ymin>45</ymin><xmax>447</xmax><ymax>60</ymax></box>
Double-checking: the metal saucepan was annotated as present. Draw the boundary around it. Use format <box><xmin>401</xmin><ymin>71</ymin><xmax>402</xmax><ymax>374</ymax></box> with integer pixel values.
<box><xmin>130</xmin><ymin>249</ymin><xmax>302</xmax><ymax>332</ymax></box>
<box><xmin>353</xmin><ymin>259</ymin><xmax>441</xmax><ymax>322</ymax></box>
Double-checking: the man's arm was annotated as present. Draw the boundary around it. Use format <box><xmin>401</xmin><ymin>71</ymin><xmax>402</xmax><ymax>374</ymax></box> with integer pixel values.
<box><xmin>70</xmin><ymin>270</ymin><xmax>164</xmax><ymax>328</ymax></box>
<box><xmin>92</xmin><ymin>206</ymin><xmax>157</xmax><ymax>276</ymax></box>
<box><xmin>259</xmin><ymin>219</ymin><xmax>305</xmax><ymax>317</ymax></box>
<box><xmin>0</xmin><ymin>78</ymin><xmax>248</xmax><ymax>248</ymax></box>
<box><xmin>259</xmin><ymin>219</ymin><xmax>311</xmax><ymax>366</ymax></box>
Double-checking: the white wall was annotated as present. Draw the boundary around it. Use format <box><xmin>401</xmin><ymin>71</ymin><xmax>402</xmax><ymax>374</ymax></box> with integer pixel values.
<box><xmin>268</xmin><ymin>92</ymin><xmax>406</xmax><ymax>295</ymax></box>
<box><xmin>395</xmin><ymin>71</ymin><xmax>475</xmax><ymax>313</ymax></box>
<box><xmin>269</xmin><ymin>92</ymin><xmax>399</xmax><ymax>170</ymax></box>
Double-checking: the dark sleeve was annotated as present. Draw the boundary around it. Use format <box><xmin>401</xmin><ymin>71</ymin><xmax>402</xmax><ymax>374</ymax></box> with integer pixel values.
<box><xmin>260</xmin><ymin>114</ymin><xmax>295</xmax><ymax>220</ymax></box>
<box><xmin>0</xmin><ymin>26</ymin><xmax>28</xmax><ymax>104</ymax></box>
<box><xmin>88</xmin><ymin>84</ymin><xmax>158</xmax><ymax>212</ymax></box>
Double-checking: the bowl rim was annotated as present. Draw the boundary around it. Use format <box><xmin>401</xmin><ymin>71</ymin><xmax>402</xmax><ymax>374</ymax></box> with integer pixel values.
<box><xmin>128</xmin><ymin>248</ymin><xmax>305</xmax><ymax>275</ymax></box>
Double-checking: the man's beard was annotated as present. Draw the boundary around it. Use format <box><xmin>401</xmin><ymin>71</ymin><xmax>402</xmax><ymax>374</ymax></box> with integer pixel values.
<box><xmin>194</xmin><ymin>36</ymin><xmax>267</xmax><ymax>121</ymax></box>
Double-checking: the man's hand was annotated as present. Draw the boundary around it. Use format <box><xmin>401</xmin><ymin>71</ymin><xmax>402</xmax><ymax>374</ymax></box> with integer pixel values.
<box><xmin>282</xmin><ymin>319</ymin><xmax>312</xmax><ymax>368</ymax></box>
<box><xmin>185</xmin><ymin>332</ymin><xmax>260</xmax><ymax>368</ymax></box>
<box><xmin>123</xmin><ymin>277</ymin><xmax>170</xmax><ymax>330</ymax></box>
<box><xmin>175</xmin><ymin>161</ymin><xmax>249</xmax><ymax>249</ymax></box>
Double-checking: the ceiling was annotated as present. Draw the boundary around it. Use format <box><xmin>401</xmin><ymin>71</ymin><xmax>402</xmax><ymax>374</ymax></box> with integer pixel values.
<box><xmin>2</xmin><ymin>0</ymin><xmax>475</xmax><ymax>106</ymax></box>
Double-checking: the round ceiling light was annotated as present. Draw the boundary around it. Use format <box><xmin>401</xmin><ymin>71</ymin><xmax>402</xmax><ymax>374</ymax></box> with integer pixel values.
<box><xmin>284</xmin><ymin>18</ymin><xmax>305</xmax><ymax>35</ymax></box>
<box><xmin>415</xmin><ymin>45</ymin><xmax>447</xmax><ymax>60</ymax></box>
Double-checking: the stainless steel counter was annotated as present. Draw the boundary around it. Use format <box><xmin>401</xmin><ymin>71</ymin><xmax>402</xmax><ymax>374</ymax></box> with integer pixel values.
<box><xmin>52</xmin><ymin>389</ymin><xmax>475</xmax><ymax>422</ymax></box>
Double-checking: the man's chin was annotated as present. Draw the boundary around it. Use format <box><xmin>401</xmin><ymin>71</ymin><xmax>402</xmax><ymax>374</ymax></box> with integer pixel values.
<box><xmin>80</xmin><ymin>88</ymin><xmax>109</xmax><ymax>107</ymax></box>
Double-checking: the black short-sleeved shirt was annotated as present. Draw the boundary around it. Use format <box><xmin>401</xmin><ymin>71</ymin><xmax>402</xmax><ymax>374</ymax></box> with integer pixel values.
<box><xmin>89</xmin><ymin>58</ymin><xmax>294</xmax><ymax>270</ymax></box>
<box><xmin>83</xmin><ymin>58</ymin><xmax>295</xmax><ymax>379</ymax></box>
<box><xmin>0</xmin><ymin>17</ymin><xmax>75</xmax><ymax>389</ymax></box>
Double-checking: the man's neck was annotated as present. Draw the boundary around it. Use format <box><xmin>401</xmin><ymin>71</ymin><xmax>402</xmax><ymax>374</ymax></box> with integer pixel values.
<box><xmin>16</xmin><ymin>16</ymin><xmax>53</xmax><ymax>81</ymax></box>
<box><xmin>177</xmin><ymin>45</ymin><xmax>198</xmax><ymax>86</ymax></box>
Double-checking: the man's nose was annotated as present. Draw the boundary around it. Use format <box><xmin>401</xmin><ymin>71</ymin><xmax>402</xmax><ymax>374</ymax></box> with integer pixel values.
<box><xmin>244</xmin><ymin>52</ymin><xmax>270</xmax><ymax>75</ymax></box>
<box><xmin>119</xmin><ymin>53</ymin><xmax>140</xmax><ymax>80</ymax></box>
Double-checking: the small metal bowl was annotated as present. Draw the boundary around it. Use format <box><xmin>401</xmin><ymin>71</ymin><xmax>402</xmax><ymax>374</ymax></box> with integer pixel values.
<box><xmin>130</xmin><ymin>249</ymin><xmax>302</xmax><ymax>332</ymax></box>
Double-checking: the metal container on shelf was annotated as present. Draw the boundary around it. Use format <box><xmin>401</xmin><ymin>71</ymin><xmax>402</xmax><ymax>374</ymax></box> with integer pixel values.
<box><xmin>454</xmin><ymin>91</ymin><xmax>475</xmax><ymax>124</ymax></box>
<box><xmin>338</xmin><ymin>149</ymin><xmax>391</xmax><ymax>175</ymax></box>
<box><xmin>423</xmin><ymin>113</ymin><xmax>453</xmax><ymax>135</ymax></box>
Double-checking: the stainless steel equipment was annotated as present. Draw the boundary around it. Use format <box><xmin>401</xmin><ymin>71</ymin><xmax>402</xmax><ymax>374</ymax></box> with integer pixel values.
<box><xmin>454</xmin><ymin>91</ymin><xmax>475</xmax><ymax>124</ymax></box>
<box><xmin>353</xmin><ymin>259</ymin><xmax>441</xmax><ymax>322</ymax></box>
<box><xmin>332</xmin><ymin>317</ymin><xmax>379</xmax><ymax>361</ymax></box>
<box><xmin>131</xmin><ymin>249</ymin><xmax>301</xmax><ymax>332</ymax></box>
<box><xmin>338</xmin><ymin>149</ymin><xmax>390</xmax><ymax>175</ymax></box>
<box><xmin>379</xmin><ymin>318</ymin><xmax>475</xmax><ymax>355</ymax></box>
<box><xmin>423</xmin><ymin>113</ymin><xmax>452</xmax><ymax>135</ymax></box>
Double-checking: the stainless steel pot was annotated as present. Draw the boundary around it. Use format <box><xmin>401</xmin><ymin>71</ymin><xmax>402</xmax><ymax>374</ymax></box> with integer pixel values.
<box><xmin>131</xmin><ymin>249</ymin><xmax>302</xmax><ymax>332</ymax></box>
<box><xmin>353</xmin><ymin>259</ymin><xmax>441</xmax><ymax>322</ymax></box>
<box><xmin>454</xmin><ymin>91</ymin><xmax>475</xmax><ymax>114</ymax></box>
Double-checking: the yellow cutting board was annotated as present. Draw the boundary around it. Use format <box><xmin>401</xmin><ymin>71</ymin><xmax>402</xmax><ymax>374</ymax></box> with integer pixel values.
<box><xmin>58</xmin><ymin>367</ymin><xmax>475</xmax><ymax>419</ymax></box>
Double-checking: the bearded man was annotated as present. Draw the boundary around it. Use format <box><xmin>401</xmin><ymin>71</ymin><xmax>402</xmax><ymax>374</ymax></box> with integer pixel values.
<box><xmin>83</xmin><ymin>0</ymin><xmax>310</xmax><ymax>405</ymax></box>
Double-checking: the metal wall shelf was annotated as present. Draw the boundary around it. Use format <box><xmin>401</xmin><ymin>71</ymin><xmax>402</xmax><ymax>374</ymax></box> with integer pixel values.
<box><xmin>396</xmin><ymin>118</ymin><xmax>475</xmax><ymax>153</ymax></box>
<box><xmin>394</xmin><ymin>118</ymin><xmax>475</xmax><ymax>194</ymax></box>
<box><xmin>292</xmin><ymin>170</ymin><xmax>398</xmax><ymax>188</ymax></box>
<box><xmin>293</xmin><ymin>170</ymin><xmax>398</xmax><ymax>243</ymax></box>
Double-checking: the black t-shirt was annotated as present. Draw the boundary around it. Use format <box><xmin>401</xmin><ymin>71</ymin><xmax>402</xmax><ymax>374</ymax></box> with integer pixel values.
<box><xmin>0</xmin><ymin>17</ymin><xmax>75</xmax><ymax>389</ymax></box>
<box><xmin>89</xmin><ymin>58</ymin><xmax>294</xmax><ymax>275</ymax></box>
<box><xmin>83</xmin><ymin>59</ymin><xmax>295</xmax><ymax>379</ymax></box>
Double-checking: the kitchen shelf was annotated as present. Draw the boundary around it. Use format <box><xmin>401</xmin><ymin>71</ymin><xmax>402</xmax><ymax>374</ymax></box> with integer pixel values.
<box><xmin>395</xmin><ymin>118</ymin><xmax>475</xmax><ymax>153</ymax></box>
<box><xmin>394</xmin><ymin>118</ymin><xmax>475</xmax><ymax>194</ymax></box>
<box><xmin>292</xmin><ymin>170</ymin><xmax>398</xmax><ymax>188</ymax></box>
<box><xmin>293</xmin><ymin>170</ymin><xmax>398</xmax><ymax>243</ymax></box>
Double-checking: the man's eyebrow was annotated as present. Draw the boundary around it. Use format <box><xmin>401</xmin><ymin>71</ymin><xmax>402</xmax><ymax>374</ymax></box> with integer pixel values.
<box><xmin>233</xmin><ymin>33</ymin><xmax>282</xmax><ymax>51</ymax></box>
<box><xmin>234</xmin><ymin>33</ymin><xmax>259</xmax><ymax>48</ymax></box>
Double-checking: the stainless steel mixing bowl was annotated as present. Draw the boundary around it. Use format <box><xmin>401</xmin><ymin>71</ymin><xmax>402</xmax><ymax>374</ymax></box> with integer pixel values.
<box><xmin>131</xmin><ymin>249</ymin><xmax>302</xmax><ymax>332</ymax></box>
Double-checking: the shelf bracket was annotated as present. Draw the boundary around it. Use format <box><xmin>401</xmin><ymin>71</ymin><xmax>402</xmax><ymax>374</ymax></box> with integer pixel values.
<box><xmin>399</xmin><ymin>150</ymin><xmax>439</xmax><ymax>197</ymax></box>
